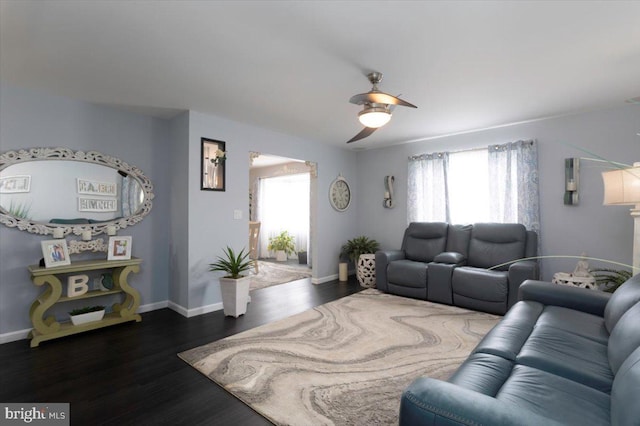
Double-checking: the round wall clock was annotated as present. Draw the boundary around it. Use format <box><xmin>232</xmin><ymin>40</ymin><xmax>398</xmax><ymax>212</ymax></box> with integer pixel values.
<box><xmin>329</xmin><ymin>175</ymin><xmax>351</xmax><ymax>211</ymax></box>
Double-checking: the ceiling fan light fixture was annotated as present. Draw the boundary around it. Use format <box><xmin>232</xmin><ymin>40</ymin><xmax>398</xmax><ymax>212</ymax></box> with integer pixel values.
<box><xmin>358</xmin><ymin>107</ymin><xmax>391</xmax><ymax>128</ymax></box>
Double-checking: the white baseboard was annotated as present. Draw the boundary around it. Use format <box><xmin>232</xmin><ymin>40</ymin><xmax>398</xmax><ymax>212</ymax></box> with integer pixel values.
<box><xmin>312</xmin><ymin>274</ymin><xmax>337</xmax><ymax>284</ymax></box>
<box><xmin>1</xmin><ymin>275</ymin><xmax>355</xmax><ymax>344</ymax></box>
<box><xmin>0</xmin><ymin>328</ymin><xmax>32</xmax><ymax>345</ymax></box>
<box><xmin>1</xmin><ymin>300</ymin><xmax>172</xmax><ymax>344</ymax></box>
<box><xmin>168</xmin><ymin>301</ymin><xmax>224</xmax><ymax>318</ymax></box>
<box><xmin>312</xmin><ymin>270</ymin><xmax>355</xmax><ymax>284</ymax></box>
<box><xmin>138</xmin><ymin>300</ymin><xmax>169</xmax><ymax>313</ymax></box>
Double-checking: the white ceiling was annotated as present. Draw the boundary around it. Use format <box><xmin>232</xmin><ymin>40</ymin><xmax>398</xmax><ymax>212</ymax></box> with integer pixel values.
<box><xmin>1</xmin><ymin>1</ymin><xmax>639</xmax><ymax>150</ymax></box>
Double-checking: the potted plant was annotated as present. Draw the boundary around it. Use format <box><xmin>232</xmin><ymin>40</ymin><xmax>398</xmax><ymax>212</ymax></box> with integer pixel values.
<box><xmin>209</xmin><ymin>246</ymin><xmax>254</xmax><ymax>317</ymax></box>
<box><xmin>267</xmin><ymin>231</ymin><xmax>296</xmax><ymax>261</ymax></box>
<box><xmin>297</xmin><ymin>245</ymin><xmax>308</xmax><ymax>265</ymax></box>
<box><xmin>591</xmin><ymin>268</ymin><xmax>633</xmax><ymax>293</ymax></box>
<box><xmin>340</xmin><ymin>236</ymin><xmax>380</xmax><ymax>287</ymax></box>
<box><xmin>69</xmin><ymin>305</ymin><xmax>105</xmax><ymax>325</ymax></box>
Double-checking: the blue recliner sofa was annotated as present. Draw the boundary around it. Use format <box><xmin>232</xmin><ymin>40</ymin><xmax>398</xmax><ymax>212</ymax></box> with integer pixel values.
<box><xmin>376</xmin><ymin>222</ymin><xmax>538</xmax><ymax>314</ymax></box>
<box><xmin>399</xmin><ymin>273</ymin><xmax>640</xmax><ymax>425</ymax></box>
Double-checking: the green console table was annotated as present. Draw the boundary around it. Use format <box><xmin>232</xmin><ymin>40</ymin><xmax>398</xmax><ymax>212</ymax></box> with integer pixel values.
<box><xmin>27</xmin><ymin>257</ymin><xmax>142</xmax><ymax>347</ymax></box>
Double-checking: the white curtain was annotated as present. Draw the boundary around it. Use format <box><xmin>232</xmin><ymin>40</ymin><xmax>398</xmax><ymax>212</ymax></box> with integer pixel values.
<box><xmin>488</xmin><ymin>140</ymin><xmax>540</xmax><ymax>235</ymax></box>
<box><xmin>407</xmin><ymin>140</ymin><xmax>540</xmax><ymax>237</ymax></box>
<box><xmin>257</xmin><ymin>173</ymin><xmax>310</xmax><ymax>258</ymax></box>
<box><xmin>121</xmin><ymin>176</ymin><xmax>142</xmax><ymax>217</ymax></box>
<box><xmin>407</xmin><ymin>152</ymin><xmax>449</xmax><ymax>223</ymax></box>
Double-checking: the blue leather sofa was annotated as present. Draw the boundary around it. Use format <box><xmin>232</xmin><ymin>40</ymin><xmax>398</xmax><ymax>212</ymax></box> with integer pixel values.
<box><xmin>399</xmin><ymin>274</ymin><xmax>640</xmax><ymax>425</ymax></box>
<box><xmin>376</xmin><ymin>222</ymin><xmax>538</xmax><ymax>314</ymax></box>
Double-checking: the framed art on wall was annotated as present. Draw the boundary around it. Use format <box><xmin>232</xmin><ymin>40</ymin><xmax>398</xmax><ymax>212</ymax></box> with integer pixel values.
<box><xmin>77</xmin><ymin>178</ymin><xmax>117</xmax><ymax>196</ymax></box>
<box><xmin>41</xmin><ymin>239</ymin><xmax>71</xmax><ymax>268</ymax></box>
<box><xmin>108</xmin><ymin>236</ymin><xmax>132</xmax><ymax>261</ymax></box>
<box><xmin>201</xmin><ymin>138</ymin><xmax>226</xmax><ymax>191</ymax></box>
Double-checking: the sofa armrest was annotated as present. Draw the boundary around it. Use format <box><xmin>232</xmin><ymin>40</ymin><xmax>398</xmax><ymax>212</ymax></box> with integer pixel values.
<box><xmin>375</xmin><ymin>250</ymin><xmax>405</xmax><ymax>292</ymax></box>
<box><xmin>507</xmin><ymin>260</ymin><xmax>539</xmax><ymax>309</ymax></box>
<box><xmin>433</xmin><ymin>251</ymin><xmax>466</xmax><ymax>265</ymax></box>
<box><xmin>518</xmin><ymin>280</ymin><xmax>611</xmax><ymax>316</ymax></box>
<box><xmin>400</xmin><ymin>378</ymin><xmax>558</xmax><ymax>426</ymax></box>
<box><xmin>427</xmin><ymin>252</ymin><xmax>465</xmax><ymax>305</ymax></box>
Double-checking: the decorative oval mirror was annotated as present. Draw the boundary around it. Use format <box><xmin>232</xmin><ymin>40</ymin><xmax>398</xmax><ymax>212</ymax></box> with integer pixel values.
<box><xmin>0</xmin><ymin>147</ymin><xmax>154</xmax><ymax>236</ymax></box>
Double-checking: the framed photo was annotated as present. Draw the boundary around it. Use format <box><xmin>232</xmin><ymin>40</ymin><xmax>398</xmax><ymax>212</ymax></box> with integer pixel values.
<box><xmin>201</xmin><ymin>138</ymin><xmax>226</xmax><ymax>191</ymax></box>
<box><xmin>41</xmin><ymin>240</ymin><xmax>71</xmax><ymax>268</ymax></box>
<box><xmin>108</xmin><ymin>236</ymin><xmax>132</xmax><ymax>261</ymax></box>
<box><xmin>0</xmin><ymin>175</ymin><xmax>31</xmax><ymax>193</ymax></box>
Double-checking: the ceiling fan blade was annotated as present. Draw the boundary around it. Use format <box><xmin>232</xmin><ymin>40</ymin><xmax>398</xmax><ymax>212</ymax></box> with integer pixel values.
<box><xmin>349</xmin><ymin>91</ymin><xmax>417</xmax><ymax>108</ymax></box>
<box><xmin>347</xmin><ymin>127</ymin><xmax>377</xmax><ymax>143</ymax></box>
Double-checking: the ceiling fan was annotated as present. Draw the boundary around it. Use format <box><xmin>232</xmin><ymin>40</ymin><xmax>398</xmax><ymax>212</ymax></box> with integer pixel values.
<box><xmin>347</xmin><ymin>72</ymin><xmax>417</xmax><ymax>143</ymax></box>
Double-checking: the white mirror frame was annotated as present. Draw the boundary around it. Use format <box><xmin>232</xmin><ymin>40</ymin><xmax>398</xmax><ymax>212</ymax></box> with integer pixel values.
<box><xmin>0</xmin><ymin>147</ymin><xmax>154</xmax><ymax>237</ymax></box>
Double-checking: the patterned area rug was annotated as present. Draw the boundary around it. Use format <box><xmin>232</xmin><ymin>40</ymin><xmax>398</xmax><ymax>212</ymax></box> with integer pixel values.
<box><xmin>250</xmin><ymin>260</ymin><xmax>312</xmax><ymax>291</ymax></box>
<box><xmin>178</xmin><ymin>289</ymin><xmax>500</xmax><ymax>425</ymax></box>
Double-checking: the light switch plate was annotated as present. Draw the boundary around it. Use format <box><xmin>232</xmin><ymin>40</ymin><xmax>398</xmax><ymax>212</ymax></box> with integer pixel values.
<box><xmin>233</xmin><ymin>210</ymin><xmax>242</xmax><ymax>220</ymax></box>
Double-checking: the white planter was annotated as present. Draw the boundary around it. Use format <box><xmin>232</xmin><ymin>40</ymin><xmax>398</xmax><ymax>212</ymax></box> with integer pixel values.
<box><xmin>70</xmin><ymin>309</ymin><xmax>105</xmax><ymax>326</ymax></box>
<box><xmin>220</xmin><ymin>276</ymin><xmax>251</xmax><ymax>318</ymax></box>
<box><xmin>357</xmin><ymin>254</ymin><xmax>376</xmax><ymax>288</ymax></box>
<box><xmin>275</xmin><ymin>250</ymin><xmax>287</xmax><ymax>261</ymax></box>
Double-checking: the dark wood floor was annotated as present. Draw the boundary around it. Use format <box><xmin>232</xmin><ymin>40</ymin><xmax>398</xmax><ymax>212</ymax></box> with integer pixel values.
<box><xmin>0</xmin><ymin>277</ymin><xmax>362</xmax><ymax>425</ymax></box>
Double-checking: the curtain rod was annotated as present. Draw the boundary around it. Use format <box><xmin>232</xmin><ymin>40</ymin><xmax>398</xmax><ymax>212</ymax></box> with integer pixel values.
<box><xmin>408</xmin><ymin>139</ymin><xmax>534</xmax><ymax>160</ymax></box>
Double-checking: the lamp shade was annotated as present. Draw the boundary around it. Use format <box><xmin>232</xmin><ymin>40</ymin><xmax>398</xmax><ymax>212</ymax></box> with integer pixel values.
<box><xmin>358</xmin><ymin>107</ymin><xmax>391</xmax><ymax>128</ymax></box>
<box><xmin>602</xmin><ymin>163</ymin><xmax>640</xmax><ymax>205</ymax></box>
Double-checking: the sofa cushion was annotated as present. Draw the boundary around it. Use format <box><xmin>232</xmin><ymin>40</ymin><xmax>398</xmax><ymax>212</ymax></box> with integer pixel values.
<box><xmin>516</xmin><ymin>325</ymin><xmax>613</xmax><ymax>392</ymax></box>
<box><xmin>402</xmin><ymin>222</ymin><xmax>448</xmax><ymax>262</ymax></box>
<box><xmin>611</xmin><ymin>346</ymin><xmax>640</xmax><ymax>426</ymax></box>
<box><xmin>604</xmin><ymin>273</ymin><xmax>640</xmax><ymax>333</ymax></box>
<box><xmin>448</xmin><ymin>353</ymin><xmax>514</xmax><ymax>396</ymax></box>
<box><xmin>452</xmin><ymin>267</ymin><xmax>508</xmax><ymax>302</ymax></box>
<box><xmin>467</xmin><ymin>223</ymin><xmax>527</xmax><ymax>270</ymax></box>
<box><xmin>473</xmin><ymin>301</ymin><xmax>542</xmax><ymax>360</ymax></box>
<box><xmin>536</xmin><ymin>305</ymin><xmax>609</xmax><ymax>344</ymax></box>
<box><xmin>496</xmin><ymin>365</ymin><xmax>610</xmax><ymax>426</ymax></box>
<box><xmin>445</xmin><ymin>224</ymin><xmax>472</xmax><ymax>257</ymax></box>
<box><xmin>608</xmin><ymin>301</ymin><xmax>640</xmax><ymax>374</ymax></box>
<box><xmin>387</xmin><ymin>260</ymin><xmax>427</xmax><ymax>288</ymax></box>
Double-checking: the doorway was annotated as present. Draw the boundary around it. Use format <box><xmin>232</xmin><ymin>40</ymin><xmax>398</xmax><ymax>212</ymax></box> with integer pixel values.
<box><xmin>249</xmin><ymin>153</ymin><xmax>316</xmax><ymax>273</ymax></box>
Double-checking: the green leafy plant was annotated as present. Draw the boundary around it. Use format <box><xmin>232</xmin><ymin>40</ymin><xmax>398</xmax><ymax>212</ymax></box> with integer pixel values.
<box><xmin>69</xmin><ymin>305</ymin><xmax>105</xmax><ymax>316</ymax></box>
<box><xmin>8</xmin><ymin>200</ymin><xmax>31</xmax><ymax>219</ymax></box>
<box><xmin>209</xmin><ymin>246</ymin><xmax>253</xmax><ymax>279</ymax></box>
<box><xmin>267</xmin><ymin>231</ymin><xmax>296</xmax><ymax>255</ymax></box>
<box><xmin>591</xmin><ymin>268</ymin><xmax>633</xmax><ymax>293</ymax></box>
<box><xmin>340</xmin><ymin>236</ymin><xmax>380</xmax><ymax>263</ymax></box>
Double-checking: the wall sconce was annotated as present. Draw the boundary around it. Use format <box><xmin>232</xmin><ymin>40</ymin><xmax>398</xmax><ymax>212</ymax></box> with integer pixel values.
<box><xmin>564</xmin><ymin>158</ymin><xmax>579</xmax><ymax>205</ymax></box>
<box><xmin>384</xmin><ymin>175</ymin><xmax>395</xmax><ymax>208</ymax></box>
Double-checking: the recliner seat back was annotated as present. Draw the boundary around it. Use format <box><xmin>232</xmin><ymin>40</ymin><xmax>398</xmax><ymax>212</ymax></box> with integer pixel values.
<box><xmin>604</xmin><ymin>273</ymin><xmax>640</xmax><ymax>333</ymax></box>
<box><xmin>466</xmin><ymin>223</ymin><xmax>528</xmax><ymax>270</ymax></box>
<box><xmin>401</xmin><ymin>222</ymin><xmax>449</xmax><ymax>263</ymax></box>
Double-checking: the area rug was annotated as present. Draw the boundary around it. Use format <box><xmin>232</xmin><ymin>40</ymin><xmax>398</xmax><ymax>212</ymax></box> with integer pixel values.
<box><xmin>250</xmin><ymin>260</ymin><xmax>312</xmax><ymax>291</ymax></box>
<box><xmin>178</xmin><ymin>289</ymin><xmax>500</xmax><ymax>425</ymax></box>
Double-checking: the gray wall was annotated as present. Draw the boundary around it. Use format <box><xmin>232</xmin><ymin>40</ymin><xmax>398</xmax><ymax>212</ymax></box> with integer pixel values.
<box><xmin>168</xmin><ymin>111</ymin><xmax>190</xmax><ymax>309</ymax></box>
<box><xmin>0</xmin><ymin>83</ymin><xmax>361</xmax><ymax>338</ymax></box>
<box><xmin>2</xmin><ymin>81</ymin><xmax>637</xmax><ymax>341</ymax></box>
<box><xmin>355</xmin><ymin>105</ymin><xmax>640</xmax><ymax>280</ymax></box>
<box><xmin>0</xmin><ymin>83</ymin><xmax>171</xmax><ymax>338</ymax></box>
<box><xmin>179</xmin><ymin>111</ymin><xmax>359</xmax><ymax>313</ymax></box>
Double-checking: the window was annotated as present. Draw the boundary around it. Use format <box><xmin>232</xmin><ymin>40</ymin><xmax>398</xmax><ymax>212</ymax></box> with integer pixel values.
<box><xmin>407</xmin><ymin>140</ymin><xmax>539</xmax><ymax>235</ymax></box>
<box><xmin>257</xmin><ymin>173</ymin><xmax>310</xmax><ymax>257</ymax></box>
